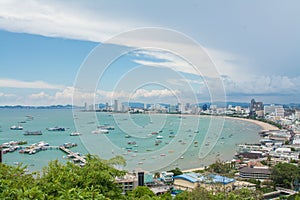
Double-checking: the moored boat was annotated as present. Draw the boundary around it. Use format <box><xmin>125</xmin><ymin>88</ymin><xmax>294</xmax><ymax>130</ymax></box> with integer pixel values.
<box><xmin>10</xmin><ymin>125</ymin><xmax>23</xmax><ymax>130</ymax></box>
<box><xmin>47</xmin><ymin>127</ymin><xmax>65</xmax><ymax>131</ymax></box>
<box><xmin>70</xmin><ymin>132</ymin><xmax>81</xmax><ymax>136</ymax></box>
<box><xmin>24</xmin><ymin>130</ymin><xmax>42</xmax><ymax>135</ymax></box>
<box><xmin>92</xmin><ymin>129</ymin><xmax>109</xmax><ymax>134</ymax></box>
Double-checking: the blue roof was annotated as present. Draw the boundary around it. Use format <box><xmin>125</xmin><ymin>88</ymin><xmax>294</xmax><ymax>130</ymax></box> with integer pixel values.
<box><xmin>173</xmin><ymin>172</ymin><xmax>235</xmax><ymax>185</ymax></box>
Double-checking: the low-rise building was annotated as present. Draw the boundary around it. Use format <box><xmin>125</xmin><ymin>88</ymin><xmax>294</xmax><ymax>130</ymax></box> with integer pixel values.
<box><xmin>239</xmin><ymin>166</ymin><xmax>271</xmax><ymax>180</ymax></box>
<box><xmin>173</xmin><ymin>172</ymin><xmax>235</xmax><ymax>191</ymax></box>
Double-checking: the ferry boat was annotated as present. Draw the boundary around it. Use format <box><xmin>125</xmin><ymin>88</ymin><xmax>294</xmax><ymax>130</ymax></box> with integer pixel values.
<box><xmin>24</xmin><ymin>130</ymin><xmax>42</xmax><ymax>135</ymax></box>
<box><xmin>10</xmin><ymin>125</ymin><xmax>23</xmax><ymax>130</ymax></box>
<box><xmin>47</xmin><ymin>127</ymin><xmax>65</xmax><ymax>131</ymax></box>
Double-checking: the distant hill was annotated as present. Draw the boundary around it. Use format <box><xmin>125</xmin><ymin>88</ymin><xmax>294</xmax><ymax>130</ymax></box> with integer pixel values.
<box><xmin>0</xmin><ymin>105</ymin><xmax>82</xmax><ymax>109</ymax></box>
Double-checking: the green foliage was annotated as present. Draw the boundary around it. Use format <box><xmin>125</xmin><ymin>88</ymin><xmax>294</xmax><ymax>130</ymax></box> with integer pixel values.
<box><xmin>271</xmin><ymin>163</ymin><xmax>300</xmax><ymax>189</ymax></box>
<box><xmin>207</xmin><ymin>160</ymin><xmax>235</xmax><ymax>177</ymax></box>
<box><xmin>0</xmin><ymin>155</ymin><xmax>126</xmax><ymax>199</ymax></box>
<box><xmin>174</xmin><ymin>187</ymin><xmax>262</xmax><ymax>200</ymax></box>
<box><xmin>128</xmin><ymin>186</ymin><xmax>155</xmax><ymax>199</ymax></box>
<box><xmin>168</xmin><ymin>167</ymin><xmax>183</xmax><ymax>176</ymax></box>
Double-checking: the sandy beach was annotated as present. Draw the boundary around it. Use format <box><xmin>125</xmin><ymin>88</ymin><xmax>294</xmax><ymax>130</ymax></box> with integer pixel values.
<box><xmin>224</xmin><ymin>116</ymin><xmax>279</xmax><ymax>131</ymax></box>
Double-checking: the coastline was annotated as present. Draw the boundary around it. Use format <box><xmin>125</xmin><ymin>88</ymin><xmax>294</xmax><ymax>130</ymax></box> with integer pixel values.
<box><xmin>223</xmin><ymin>116</ymin><xmax>279</xmax><ymax>131</ymax></box>
<box><xmin>181</xmin><ymin>116</ymin><xmax>279</xmax><ymax>173</ymax></box>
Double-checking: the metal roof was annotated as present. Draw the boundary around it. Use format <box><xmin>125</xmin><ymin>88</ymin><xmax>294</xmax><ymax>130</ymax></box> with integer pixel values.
<box><xmin>173</xmin><ymin>172</ymin><xmax>235</xmax><ymax>184</ymax></box>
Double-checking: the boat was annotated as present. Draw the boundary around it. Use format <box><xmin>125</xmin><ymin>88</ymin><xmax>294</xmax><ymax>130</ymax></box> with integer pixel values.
<box><xmin>92</xmin><ymin>129</ymin><xmax>109</xmax><ymax>134</ymax></box>
<box><xmin>151</xmin><ymin>132</ymin><xmax>158</xmax><ymax>135</ymax></box>
<box><xmin>70</xmin><ymin>132</ymin><xmax>81</xmax><ymax>136</ymax></box>
<box><xmin>125</xmin><ymin>134</ymin><xmax>131</xmax><ymax>138</ymax></box>
<box><xmin>10</xmin><ymin>125</ymin><xmax>23</xmax><ymax>130</ymax></box>
<box><xmin>47</xmin><ymin>127</ymin><xmax>65</xmax><ymax>131</ymax></box>
<box><xmin>127</xmin><ymin>141</ymin><xmax>136</xmax><ymax>145</ymax></box>
<box><xmin>194</xmin><ymin>130</ymin><xmax>199</xmax><ymax>133</ymax></box>
<box><xmin>24</xmin><ymin>130</ymin><xmax>42</xmax><ymax>135</ymax></box>
<box><xmin>155</xmin><ymin>140</ymin><xmax>162</xmax><ymax>145</ymax></box>
<box><xmin>97</xmin><ymin>125</ymin><xmax>115</xmax><ymax>130</ymax></box>
<box><xmin>156</xmin><ymin>135</ymin><xmax>163</xmax><ymax>139</ymax></box>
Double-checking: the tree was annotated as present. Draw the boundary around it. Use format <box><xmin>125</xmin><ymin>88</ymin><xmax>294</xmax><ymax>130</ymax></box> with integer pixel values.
<box><xmin>128</xmin><ymin>186</ymin><xmax>155</xmax><ymax>199</ymax></box>
<box><xmin>271</xmin><ymin>163</ymin><xmax>300</xmax><ymax>189</ymax></box>
<box><xmin>168</xmin><ymin>167</ymin><xmax>183</xmax><ymax>176</ymax></box>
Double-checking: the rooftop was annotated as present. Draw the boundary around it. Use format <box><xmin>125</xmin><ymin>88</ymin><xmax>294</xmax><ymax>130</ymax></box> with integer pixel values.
<box><xmin>173</xmin><ymin>172</ymin><xmax>235</xmax><ymax>185</ymax></box>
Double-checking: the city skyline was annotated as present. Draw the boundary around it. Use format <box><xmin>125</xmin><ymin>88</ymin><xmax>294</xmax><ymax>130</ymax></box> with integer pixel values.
<box><xmin>1</xmin><ymin>1</ymin><xmax>300</xmax><ymax>105</ymax></box>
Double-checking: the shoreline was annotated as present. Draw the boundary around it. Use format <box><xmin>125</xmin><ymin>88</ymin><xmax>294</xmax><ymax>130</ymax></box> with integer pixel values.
<box><xmin>223</xmin><ymin>116</ymin><xmax>279</xmax><ymax>131</ymax></box>
<box><xmin>180</xmin><ymin>116</ymin><xmax>279</xmax><ymax>173</ymax></box>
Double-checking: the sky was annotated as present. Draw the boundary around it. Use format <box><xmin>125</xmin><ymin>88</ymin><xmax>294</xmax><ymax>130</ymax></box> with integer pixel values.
<box><xmin>0</xmin><ymin>0</ymin><xmax>300</xmax><ymax>106</ymax></box>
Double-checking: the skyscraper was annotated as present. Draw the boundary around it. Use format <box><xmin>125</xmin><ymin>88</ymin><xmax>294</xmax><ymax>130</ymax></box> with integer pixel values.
<box><xmin>250</xmin><ymin>99</ymin><xmax>263</xmax><ymax>117</ymax></box>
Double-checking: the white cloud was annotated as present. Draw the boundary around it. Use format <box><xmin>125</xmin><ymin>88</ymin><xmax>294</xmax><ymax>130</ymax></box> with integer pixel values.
<box><xmin>223</xmin><ymin>75</ymin><xmax>300</xmax><ymax>95</ymax></box>
<box><xmin>132</xmin><ymin>88</ymin><xmax>180</xmax><ymax>99</ymax></box>
<box><xmin>0</xmin><ymin>92</ymin><xmax>16</xmax><ymax>98</ymax></box>
<box><xmin>0</xmin><ymin>78</ymin><xmax>64</xmax><ymax>90</ymax></box>
<box><xmin>0</xmin><ymin>0</ymin><xmax>139</xmax><ymax>42</ymax></box>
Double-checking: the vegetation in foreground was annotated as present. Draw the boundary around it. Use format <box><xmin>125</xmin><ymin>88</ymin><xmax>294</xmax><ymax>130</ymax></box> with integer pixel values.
<box><xmin>1</xmin><ymin>156</ymin><xmax>297</xmax><ymax>199</ymax></box>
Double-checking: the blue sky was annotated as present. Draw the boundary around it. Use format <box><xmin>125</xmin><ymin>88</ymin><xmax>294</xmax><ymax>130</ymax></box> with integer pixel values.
<box><xmin>0</xmin><ymin>0</ymin><xmax>300</xmax><ymax>105</ymax></box>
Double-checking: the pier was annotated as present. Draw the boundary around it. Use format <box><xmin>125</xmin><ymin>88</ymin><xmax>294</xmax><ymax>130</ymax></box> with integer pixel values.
<box><xmin>59</xmin><ymin>146</ymin><xmax>86</xmax><ymax>164</ymax></box>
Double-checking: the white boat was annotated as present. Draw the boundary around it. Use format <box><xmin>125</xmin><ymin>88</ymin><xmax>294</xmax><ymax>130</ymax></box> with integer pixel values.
<box><xmin>156</xmin><ymin>135</ymin><xmax>163</xmax><ymax>139</ymax></box>
<box><xmin>92</xmin><ymin>129</ymin><xmax>109</xmax><ymax>134</ymax></box>
<box><xmin>10</xmin><ymin>125</ymin><xmax>23</xmax><ymax>130</ymax></box>
<box><xmin>47</xmin><ymin>127</ymin><xmax>65</xmax><ymax>131</ymax></box>
<box><xmin>70</xmin><ymin>132</ymin><xmax>81</xmax><ymax>136</ymax></box>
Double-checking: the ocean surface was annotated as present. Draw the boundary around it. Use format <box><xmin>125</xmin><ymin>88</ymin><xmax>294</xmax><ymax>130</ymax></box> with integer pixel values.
<box><xmin>0</xmin><ymin>109</ymin><xmax>261</xmax><ymax>172</ymax></box>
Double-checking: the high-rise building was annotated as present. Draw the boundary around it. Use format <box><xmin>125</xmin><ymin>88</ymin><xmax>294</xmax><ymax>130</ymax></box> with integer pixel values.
<box><xmin>264</xmin><ymin>104</ymin><xmax>284</xmax><ymax>117</ymax></box>
<box><xmin>114</xmin><ymin>100</ymin><xmax>119</xmax><ymax>112</ymax></box>
<box><xmin>250</xmin><ymin>99</ymin><xmax>263</xmax><ymax>117</ymax></box>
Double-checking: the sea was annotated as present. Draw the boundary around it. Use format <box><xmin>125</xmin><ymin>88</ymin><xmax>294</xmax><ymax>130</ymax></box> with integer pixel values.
<box><xmin>0</xmin><ymin>109</ymin><xmax>261</xmax><ymax>173</ymax></box>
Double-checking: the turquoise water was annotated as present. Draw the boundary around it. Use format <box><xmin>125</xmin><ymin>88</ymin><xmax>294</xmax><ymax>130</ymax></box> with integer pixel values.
<box><xmin>0</xmin><ymin>109</ymin><xmax>261</xmax><ymax>172</ymax></box>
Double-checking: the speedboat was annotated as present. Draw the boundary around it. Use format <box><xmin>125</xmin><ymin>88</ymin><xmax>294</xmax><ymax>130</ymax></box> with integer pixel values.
<box><xmin>10</xmin><ymin>125</ymin><xmax>23</xmax><ymax>130</ymax></box>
